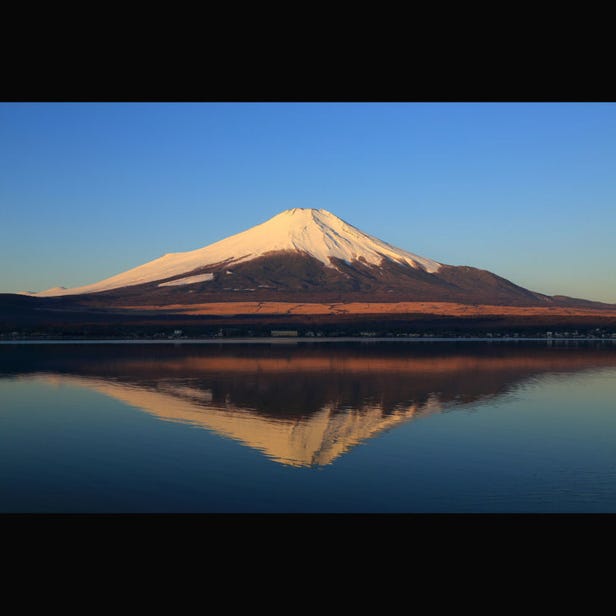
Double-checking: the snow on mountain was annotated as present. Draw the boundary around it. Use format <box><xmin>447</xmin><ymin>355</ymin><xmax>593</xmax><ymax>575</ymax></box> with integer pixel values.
<box><xmin>31</xmin><ymin>208</ymin><xmax>442</xmax><ymax>297</ymax></box>
<box><xmin>157</xmin><ymin>273</ymin><xmax>214</xmax><ymax>287</ymax></box>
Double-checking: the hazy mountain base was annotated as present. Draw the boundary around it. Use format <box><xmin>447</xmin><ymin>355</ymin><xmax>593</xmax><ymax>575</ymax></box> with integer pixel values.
<box><xmin>2</xmin><ymin>293</ymin><xmax>616</xmax><ymax>338</ymax></box>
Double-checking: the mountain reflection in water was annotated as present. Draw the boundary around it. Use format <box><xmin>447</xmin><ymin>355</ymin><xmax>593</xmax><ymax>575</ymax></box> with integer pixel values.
<box><xmin>3</xmin><ymin>342</ymin><xmax>616</xmax><ymax>467</ymax></box>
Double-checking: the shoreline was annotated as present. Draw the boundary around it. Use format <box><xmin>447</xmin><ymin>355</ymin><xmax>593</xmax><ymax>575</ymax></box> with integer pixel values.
<box><xmin>2</xmin><ymin>337</ymin><xmax>616</xmax><ymax>345</ymax></box>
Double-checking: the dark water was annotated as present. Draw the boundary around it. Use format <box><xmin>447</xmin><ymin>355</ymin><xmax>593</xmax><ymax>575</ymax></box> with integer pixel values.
<box><xmin>1</xmin><ymin>340</ymin><xmax>616</xmax><ymax>512</ymax></box>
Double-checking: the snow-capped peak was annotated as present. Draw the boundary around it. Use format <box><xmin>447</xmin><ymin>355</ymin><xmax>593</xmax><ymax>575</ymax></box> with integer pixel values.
<box><xmin>261</xmin><ymin>208</ymin><xmax>440</xmax><ymax>272</ymax></box>
<box><xmin>31</xmin><ymin>208</ymin><xmax>442</xmax><ymax>297</ymax></box>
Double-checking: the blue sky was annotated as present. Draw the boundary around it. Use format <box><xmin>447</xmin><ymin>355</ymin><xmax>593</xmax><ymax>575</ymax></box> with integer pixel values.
<box><xmin>1</xmin><ymin>102</ymin><xmax>615</xmax><ymax>302</ymax></box>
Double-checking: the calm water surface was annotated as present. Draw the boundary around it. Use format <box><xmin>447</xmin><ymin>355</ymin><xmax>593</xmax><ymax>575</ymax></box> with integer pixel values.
<box><xmin>1</xmin><ymin>340</ymin><xmax>616</xmax><ymax>512</ymax></box>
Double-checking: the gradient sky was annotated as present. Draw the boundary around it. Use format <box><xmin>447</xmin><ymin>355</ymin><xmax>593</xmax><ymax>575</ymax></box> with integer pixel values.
<box><xmin>1</xmin><ymin>102</ymin><xmax>615</xmax><ymax>302</ymax></box>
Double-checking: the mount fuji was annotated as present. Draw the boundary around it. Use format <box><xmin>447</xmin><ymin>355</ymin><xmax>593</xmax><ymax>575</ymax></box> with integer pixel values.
<box><xmin>4</xmin><ymin>208</ymin><xmax>615</xmax><ymax>337</ymax></box>
<box><xmin>22</xmin><ymin>208</ymin><xmax>596</xmax><ymax>307</ymax></box>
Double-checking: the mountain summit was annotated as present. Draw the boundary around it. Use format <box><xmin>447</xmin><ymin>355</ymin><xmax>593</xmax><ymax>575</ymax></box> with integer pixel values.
<box><xmin>33</xmin><ymin>208</ymin><xmax>440</xmax><ymax>297</ymax></box>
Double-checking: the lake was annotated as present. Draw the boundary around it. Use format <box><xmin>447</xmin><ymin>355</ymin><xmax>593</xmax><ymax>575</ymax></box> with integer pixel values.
<box><xmin>1</xmin><ymin>340</ymin><xmax>616</xmax><ymax>512</ymax></box>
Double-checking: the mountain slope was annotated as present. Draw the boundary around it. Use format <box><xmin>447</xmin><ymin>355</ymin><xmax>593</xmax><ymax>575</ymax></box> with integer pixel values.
<box><xmin>18</xmin><ymin>208</ymin><xmax>613</xmax><ymax>310</ymax></box>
